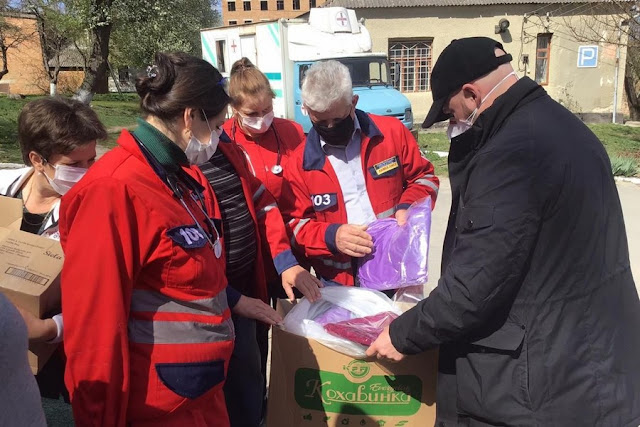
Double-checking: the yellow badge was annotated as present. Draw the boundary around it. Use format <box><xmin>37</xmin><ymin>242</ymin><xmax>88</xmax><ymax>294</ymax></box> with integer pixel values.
<box><xmin>373</xmin><ymin>156</ymin><xmax>399</xmax><ymax>175</ymax></box>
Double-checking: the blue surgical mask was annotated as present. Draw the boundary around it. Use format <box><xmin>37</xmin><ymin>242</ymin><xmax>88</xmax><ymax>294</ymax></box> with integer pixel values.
<box><xmin>447</xmin><ymin>71</ymin><xmax>518</xmax><ymax>140</ymax></box>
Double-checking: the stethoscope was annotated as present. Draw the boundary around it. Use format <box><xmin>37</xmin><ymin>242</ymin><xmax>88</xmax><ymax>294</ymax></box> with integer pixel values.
<box><xmin>231</xmin><ymin>118</ymin><xmax>283</xmax><ymax>175</ymax></box>
<box><xmin>135</xmin><ymin>135</ymin><xmax>223</xmax><ymax>259</ymax></box>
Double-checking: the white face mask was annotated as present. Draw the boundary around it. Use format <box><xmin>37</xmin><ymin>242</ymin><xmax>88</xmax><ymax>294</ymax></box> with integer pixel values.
<box><xmin>240</xmin><ymin>110</ymin><xmax>274</xmax><ymax>134</ymax></box>
<box><xmin>43</xmin><ymin>163</ymin><xmax>87</xmax><ymax>196</ymax></box>
<box><xmin>185</xmin><ymin>110</ymin><xmax>222</xmax><ymax>165</ymax></box>
<box><xmin>447</xmin><ymin>71</ymin><xmax>518</xmax><ymax>140</ymax></box>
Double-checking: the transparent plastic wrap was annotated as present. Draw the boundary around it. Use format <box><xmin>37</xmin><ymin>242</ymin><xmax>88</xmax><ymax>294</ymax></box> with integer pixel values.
<box><xmin>282</xmin><ymin>286</ymin><xmax>402</xmax><ymax>358</ymax></box>
<box><xmin>358</xmin><ymin>197</ymin><xmax>432</xmax><ymax>292</ymax></box>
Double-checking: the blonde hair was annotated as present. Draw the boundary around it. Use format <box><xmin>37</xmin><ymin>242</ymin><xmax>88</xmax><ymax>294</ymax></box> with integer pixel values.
<box><xmin>229</xmin><ymin>57</ymin><xmax>275</xmax><ymax>108</ymax></box>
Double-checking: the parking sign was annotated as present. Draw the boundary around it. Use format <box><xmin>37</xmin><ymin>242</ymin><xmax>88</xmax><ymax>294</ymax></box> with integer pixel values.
<box><xmin>577</xmin><ymin>46</ymin><xmax>598</xmax><ymax>68</ymax></box>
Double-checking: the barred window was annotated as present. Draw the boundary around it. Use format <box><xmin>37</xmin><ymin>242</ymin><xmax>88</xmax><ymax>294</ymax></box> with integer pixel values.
<box><xmin>535</xmin><ymin>33</ymin><xmax>552</xmax><ymax>85</ymax></box>
<box><xmin>388</xmin><ymin>39</ymin><xmax>432</xmax><ymax>92</ymax></box>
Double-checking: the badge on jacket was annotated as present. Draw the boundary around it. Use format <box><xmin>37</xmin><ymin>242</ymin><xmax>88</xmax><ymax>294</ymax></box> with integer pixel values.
<box><xmin>369</xmin><ymin>156</ymin><xmax>400</xmax><ymax>179</ymax></box>
<box><xmin>311</xmin><ymin>193</ymin><xmax>338</xmax><ymax>211</ymax></box>
<box><xmin>167</xmin><ymin>225</ymin><xmax>209</xmax><ymax>249</ymax></box>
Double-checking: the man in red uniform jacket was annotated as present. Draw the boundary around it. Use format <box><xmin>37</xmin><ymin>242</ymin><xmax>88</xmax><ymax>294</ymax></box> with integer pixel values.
<box><xmin>281</xmin><ymin>60</ymin><xmax>439</xmax><ymax>287</ymax></box>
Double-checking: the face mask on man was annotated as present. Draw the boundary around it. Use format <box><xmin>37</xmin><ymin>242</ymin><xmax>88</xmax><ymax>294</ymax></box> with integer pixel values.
<box><xmin>240</xmin><ymin>111</ymin><xmax>274</xmax><ymax>134</ymax></box>
<box><xmin>312</xmin><ymin>112</ymin><xmax>355</xmax><ymax>146</ymax></box>
<box><xmin>447</xmin><ymin>71</ymin><xmax>518</xmax><ymax>140</ymax></box>
<box><xmin>41</xmin><ymin>160</ymin><xmax>87</xmax><ymax>196</ymax></box>
<box><xmin>185</xmin><ymin>110</ymin><xmax>222</xmax><ymax>165</ymax></box>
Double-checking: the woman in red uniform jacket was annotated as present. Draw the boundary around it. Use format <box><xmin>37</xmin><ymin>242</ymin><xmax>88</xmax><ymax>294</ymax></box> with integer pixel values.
<box><xmin>222</xmin><ymin>59</ymin><xmax>320</xmax><ymax>297</ymax></box>
<box><xmin>58</xmin><ymin>52</ymin><xmax>280</xmax><ymax>427</ymax></box>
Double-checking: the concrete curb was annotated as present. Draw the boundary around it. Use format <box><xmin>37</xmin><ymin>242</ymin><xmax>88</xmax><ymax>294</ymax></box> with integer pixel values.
<box><xmin>615</xmin><ymin>176</ymin><xmax>640</xmax><ymax>185</ymax></box>
<box><xmin>0</xmin><ymin>163</ymin><xmax>25</xmax><ymax>169</ymax></box>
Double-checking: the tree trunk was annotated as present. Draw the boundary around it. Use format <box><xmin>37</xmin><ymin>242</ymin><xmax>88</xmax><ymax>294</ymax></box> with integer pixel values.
<box><xmin>0</xmin><ymin>46</ymin><xmax>9</xmax><ymax>81</ymax></box>
<box><xmin>74</xmin><ymin>1</ymin><xmax>113</xmax><ymax>104</ymax></box>
<box><xmin>624</xmin><ymin>72</ymin><xmax>640</xmax><ymax>121</ymax></box>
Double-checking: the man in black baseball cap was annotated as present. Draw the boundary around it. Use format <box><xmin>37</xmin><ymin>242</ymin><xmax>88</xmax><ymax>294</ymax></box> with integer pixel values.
<box><xmin>367</xmin><ymin>36</ymin><xmax>640</xmax><ymax>426</ymax></box>
<box><xmin>422</xmin><ymin>37</ymin><xmax>514</xmax><ymax>129</ymax></box>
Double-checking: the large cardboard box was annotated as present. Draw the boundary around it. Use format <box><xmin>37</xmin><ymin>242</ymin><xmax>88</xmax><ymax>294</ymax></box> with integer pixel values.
<box><xmin>0</xmin><ymin>196</ymin><xmax>64</xmax><ymax>374</ymax></box>
<box><xmin>268</xmin><ymin>300</ymin><xmax>438</xmax><ymax>427</ymax></box>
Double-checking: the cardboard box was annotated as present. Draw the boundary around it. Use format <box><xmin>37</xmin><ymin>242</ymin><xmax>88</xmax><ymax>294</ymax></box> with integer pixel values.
<box><xmin>0</xmin><ymin>196</ymin><xmax>63</xmax><ymax>374</ymax></box>
<box><xmin>267</xmin><ymin>300</ymin><xmax>438</xmax><ymax>427</ymax></box>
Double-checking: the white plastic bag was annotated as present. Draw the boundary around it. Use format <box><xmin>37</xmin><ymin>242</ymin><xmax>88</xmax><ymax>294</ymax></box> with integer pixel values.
<box><xmin>282</xmin><ymin>286</ymin><xmax>402</xmax><ymax>358</ymax></box>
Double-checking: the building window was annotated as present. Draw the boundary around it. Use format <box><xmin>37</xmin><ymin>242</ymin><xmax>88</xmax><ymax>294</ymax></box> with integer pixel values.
<box><xmin>228</xmin><ymin>1</ymin><xmax>236</xmax><ymax>11</ymax></box>
<box><xmin>229</xmin><ymin>20</ymin><xmax>238</xmax><ymax>25</ymax></box>
<box><xmin>388</xmin><ymin>39</ymin><xmax>432</xmax><ymax>92</ymax></box>
<box><xmin>216</xmin><ymin>40</ymin><xmax>227</xmax><ymax>73</ymax></box>
<box><xmin>244</xmin><ymin>19</ymin><xmax>253</xmax><ymax>23</ymax></box>
<box><xmin>261</xmin><ymin>0</ymin><xmax>268</xmax><ymax>10</ymax></box>
<box><xmin>277</xmin><ymin>0</ymin><xmax>284</xmax><ymax>9</ymax></box>
<box><xmin>535</xmin><ymin>33</ymin><xmax>552</xmax><ymax>85</ymax></box>
<box><xmin>309</xmin><ymin>0</ymin><xmax>316</xmax><ymax>6</ymax></box>
<box><xmin>293</xmin><ymin>0</ymin><xmax>300</xmax><ymax>10</ymax></box>
<box><xmin>243</xmin><ymin>0</ymin><xmax>251</xmax><ymax>11</ymax></box>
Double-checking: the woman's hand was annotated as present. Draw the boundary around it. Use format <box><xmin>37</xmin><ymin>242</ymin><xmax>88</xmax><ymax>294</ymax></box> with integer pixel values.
<box><xmin>15</xmin><ymin>306</ymin><xmax>58</xmax><ymax>344</ymax></box>
<box><xmin>281</xmin><ymin>265</ymin><xmax>323</xmax><ymax>302</ymax></box>
<box><xmin>232</xmin><ymin>295</ymin><xmax>283</xmax><ymax>325</ymax></box>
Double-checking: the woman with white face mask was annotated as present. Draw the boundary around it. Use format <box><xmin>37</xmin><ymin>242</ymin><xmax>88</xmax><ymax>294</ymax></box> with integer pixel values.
<box><xmin>57</xmin><ymin>52</ymin><xmax>284</xmax><ymax>427</ymax></box>
<box><xmin>223</xmin><ymin>57</ymin><xmax>305</xmax><ymax>201</ymax></box>
<box><xmin>209</xmin><ymin>57</ymin><xmax>322</xmax><ymax>426</ymax></box>
<box><xmin>0</xmin><ymin>96</ymin><xmax>107</xmax><ymax>421</ymax></box>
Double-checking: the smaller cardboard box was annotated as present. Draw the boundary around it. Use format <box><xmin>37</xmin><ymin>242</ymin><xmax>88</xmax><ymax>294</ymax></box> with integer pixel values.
<box><xmin>0</xmin><ymin>196</ymin><xmax>64</xmax><ymax>374</ymax></box>
<box><xmin>267</xmin><ymin>300</ymin><xmax>438</xmax><ymax>427</ymax></box>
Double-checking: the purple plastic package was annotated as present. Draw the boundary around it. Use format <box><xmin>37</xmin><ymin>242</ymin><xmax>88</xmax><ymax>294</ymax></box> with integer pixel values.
<box><xmin>314</xmin><ymin>306</ymin><xmax>354</xmax><ymax>326</ymax></box>
<box><xmin>358</xmin><ymin>197</ymin><xmax>432</xmax><ymax>291</ymax></box>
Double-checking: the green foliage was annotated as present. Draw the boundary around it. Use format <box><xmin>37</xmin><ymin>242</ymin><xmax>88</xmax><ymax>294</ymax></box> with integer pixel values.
<box><xmin>109</xmin><ymin>0</ymin><xmax>220</xmax><ymax>67</ymax></box>
<box><xmin>0</xmin><ymin>94</ymin><xmax>138</xmax><ymax>163</ymax></box>
<box><xmin>416</xmin><ymin>123</ymin><xmax>640</xmax><ymax>177</ymax></box>
<box><xmin>611</xmin><ymin>155</ymin><xmax>639</xmax><ymax>177</ymax></box>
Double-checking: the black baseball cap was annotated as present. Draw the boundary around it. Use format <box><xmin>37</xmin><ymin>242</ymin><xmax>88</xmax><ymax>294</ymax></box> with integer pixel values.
<box><xmin>422</xmin><ymin>37</ymin><xmax>513</xmax><ymax>128</ymax></box>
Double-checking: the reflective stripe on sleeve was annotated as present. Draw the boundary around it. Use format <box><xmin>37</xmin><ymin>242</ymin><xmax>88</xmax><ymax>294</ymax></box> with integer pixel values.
<box><xmin>321</xmin><ymin>258</ymin><xmax>351</xmax><ymax>270</ymax></box>
<box><xmin>290</xmin><ymin>218</ymin><xmax>311</xmax><ymax>246</ymax></box>
<box><xmin>415</xmin><ymin>177</ymin><xmax>439</xmax><ymax>194</ymax></box>
<box><xmin>257</xmin><ymin>203</ymin><xmax>277</xmax><ymax>218</ymax></box>
<box><xmin>376</xmin><ymin>206</ymin><xmax>398</xmax><ymax>219</ymax></box>
<box><xmin>253</xmin><ymin>184</ymin><xmax>266</xmax><ymax>201</ymax></box>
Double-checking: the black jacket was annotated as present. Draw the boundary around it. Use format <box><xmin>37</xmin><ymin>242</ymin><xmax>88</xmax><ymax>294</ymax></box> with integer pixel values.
<box><xmin>390</xmin><ymin>77</ymin><xmax>640</xmax><ymax>426</ymax></box>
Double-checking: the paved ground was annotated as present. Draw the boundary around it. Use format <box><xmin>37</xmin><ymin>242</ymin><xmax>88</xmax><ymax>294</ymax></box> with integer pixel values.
<box><xmin>427</xmin><ymin>178</ymin><xmax>640</xmax><ymax>297</ymax></box>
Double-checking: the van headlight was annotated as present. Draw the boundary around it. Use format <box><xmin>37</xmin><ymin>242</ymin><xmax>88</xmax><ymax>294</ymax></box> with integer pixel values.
<box><xmin>405</xmin><ymin>108</ymin><xmax>413</xmax><ymax>123</ymax></box>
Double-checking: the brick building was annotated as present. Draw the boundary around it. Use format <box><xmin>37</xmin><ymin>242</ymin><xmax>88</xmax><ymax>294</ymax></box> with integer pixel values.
<box><xmin>0</xmin><ymin>13</ymin><xmax>47</xmax><ymax>95</ymax></box>
<box><xmin>222</xmin><ymin>0</ymin><xmax>328</xmax><ymax>26</ymax></box>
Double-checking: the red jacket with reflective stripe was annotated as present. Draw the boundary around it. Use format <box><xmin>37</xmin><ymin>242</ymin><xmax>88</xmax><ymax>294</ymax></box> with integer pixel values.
<box><xmin>222</xmin><ymin>118</ymin><xmax>305</xmax><ymax>282</ymax></box>
<box><xmin>214</xmin><ymin>133</ymin><xmax>299</xmax><ymax>301</ymax></box>
<box><xmin>280</xmin><ymin>111</ymin><xmax>439</xmax><ymax>286</ymax></box>
<box><xmin>59</xmin><ymin>130</ymin><xmax>234</xmax><ymax>427</ymax></box>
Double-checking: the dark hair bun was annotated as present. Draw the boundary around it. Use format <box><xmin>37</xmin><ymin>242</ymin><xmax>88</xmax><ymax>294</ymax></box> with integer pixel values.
<box><xmin>230</xmin><ymin>57</ymin><xmax>256</xmax><ymax>76</ymax></box>
<box><xmin>135</xmin><ymin>52</ymin><xmax>178</xmax><ymax>99</ymax></box>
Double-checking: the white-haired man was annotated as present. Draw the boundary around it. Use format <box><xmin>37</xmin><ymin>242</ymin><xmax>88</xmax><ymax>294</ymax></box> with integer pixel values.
<box><xmin>280</xmin><ymin>60</ymin><xmax>439</xmax><ymax>287</ymax></box>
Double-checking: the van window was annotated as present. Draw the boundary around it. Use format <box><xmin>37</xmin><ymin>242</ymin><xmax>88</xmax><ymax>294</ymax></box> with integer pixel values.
<box><xmin>215</xmin><ymin>40</ymin><xmax>226</xmax><ymax>73</ymax></box>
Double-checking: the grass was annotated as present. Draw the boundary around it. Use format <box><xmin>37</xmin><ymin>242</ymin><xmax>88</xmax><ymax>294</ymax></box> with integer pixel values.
<box><xmin>0</xmin><ymin>94</ymin><xmax>140</xmax><ymax>163</ymax></box>
<box><xmin>1</xmin><ymin>95</ymin><xmax>638</xmax><ymax>178</ymax></box>
<box><xmin>417</xmin><ymin>123</ymin><xmax>640</xmax><ymax>177</ymax></box>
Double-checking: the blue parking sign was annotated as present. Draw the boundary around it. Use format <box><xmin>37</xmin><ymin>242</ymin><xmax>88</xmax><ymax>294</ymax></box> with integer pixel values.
<box><xmin>577</xmin><ymin>46</ymin><xmax>598</xmax><ymax>68</ymax></box>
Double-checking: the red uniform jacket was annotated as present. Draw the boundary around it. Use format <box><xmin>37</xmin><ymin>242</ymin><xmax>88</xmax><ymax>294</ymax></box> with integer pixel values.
<box><xmin>280</xmin><ymin>110</ymin><xmax>439</xmax><ymax>286</ymax></box>
<box><xmin>214</xmin><ymin>132</ymin><xmax>299</xmax><ymax>301</ymax></box>
<box><xmin>222</xmin><ymin>117</ymin><xmax>305</xmax><ymax>282</ymax></box>
<box><xmin>59</xmin><ymin>130</ymin><xmax>234</xmax><ymax>426</ymax></box>
<box><xmin>222</xmin><ymin>117</ymin><xmax>305</xmax><ymax>202</ymax></box>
